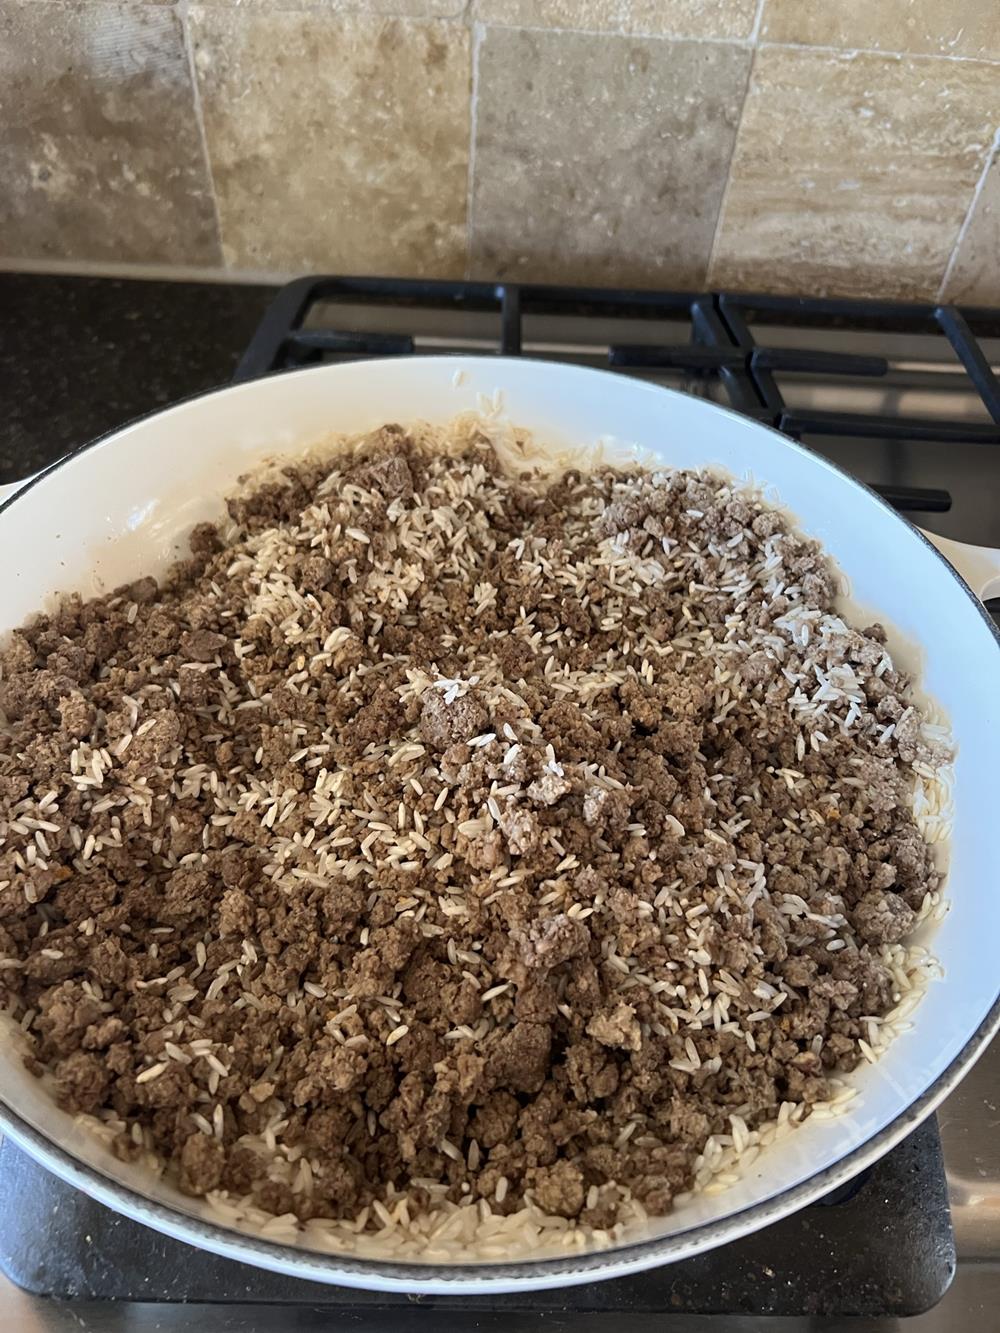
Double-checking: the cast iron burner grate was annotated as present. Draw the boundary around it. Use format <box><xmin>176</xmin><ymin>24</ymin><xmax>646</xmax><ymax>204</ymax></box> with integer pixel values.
<box><xmin>234</xmin><ymin>276</ymin><xmax>1000</xmax><ymax>520</ymax></box>
<box><xmin>0</xmin><ymin>1121</ymin><xmax>955</xmax><ymax>1317</ymax></box>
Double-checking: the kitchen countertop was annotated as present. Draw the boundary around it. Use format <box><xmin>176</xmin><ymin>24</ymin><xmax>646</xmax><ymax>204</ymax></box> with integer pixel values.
<box><xmin>0</xmin><ymin>272</ymin><xmax>997</xmax><ymax>1332</ymax></box>
<box><xmin>0</xmin><ymin>273</ymin><xmax>276</xmax><ymax>483</ymax></box>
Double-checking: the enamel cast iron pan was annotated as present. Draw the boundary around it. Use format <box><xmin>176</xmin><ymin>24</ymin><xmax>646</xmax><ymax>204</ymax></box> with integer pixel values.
<box><xmin>0</xmin><ymin>358</ymin><xmax>998</xmax><ymax>1294</ymax></box>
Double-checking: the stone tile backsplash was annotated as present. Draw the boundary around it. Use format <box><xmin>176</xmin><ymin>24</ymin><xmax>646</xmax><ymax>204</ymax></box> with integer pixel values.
<box><xmin>470</xmin><ymin>27</ymin><xmax>751</xmax><ymax>286</ymax></box>
<box><xmin>189</xmin><ymin>10</ymin><xmax>471</xmax><ymax>275</ymax></box>
<box><xmin>0</xmin><ymin>3</ymin><xmax>220</xmax><ymax>265</ymax></box>
<box><xmin>709</xmin><ymin>47</ymin><xmax>1000</xmax><ymax>301</ymax></box>
<box><xmin>2</xmin><ymin>0</ymin><xmax>998</xmax><ymax>299</ymax></box>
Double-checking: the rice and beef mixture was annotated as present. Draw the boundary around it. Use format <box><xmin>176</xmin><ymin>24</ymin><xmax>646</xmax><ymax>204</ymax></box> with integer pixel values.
<box><xmin>0</xmin><ymin>419</ymin><xmax>946</xmax><ymax>1248</ymax></box>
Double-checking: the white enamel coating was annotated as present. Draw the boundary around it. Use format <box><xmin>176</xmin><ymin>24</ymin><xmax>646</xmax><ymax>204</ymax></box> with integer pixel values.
<box><xmin>921</xmin><ymin>529</ymin><xmax>1000</xmax><ymax>601</ymax></box>
<box><xmin>0</xmin><ymin>358</ymin><xmax>998</xmax><ymax>1295</ymax></box>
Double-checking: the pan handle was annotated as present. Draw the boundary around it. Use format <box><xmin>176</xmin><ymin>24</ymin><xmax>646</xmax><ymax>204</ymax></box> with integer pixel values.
<box><xmin>918</xmin><ymin>528</ymin><xmax>1000</xmax><ymax>603</ymax></box>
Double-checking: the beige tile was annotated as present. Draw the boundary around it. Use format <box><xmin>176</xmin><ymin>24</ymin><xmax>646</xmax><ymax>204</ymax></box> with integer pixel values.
<box><xmin>0</xmin><ymin>2</ymin><xmax>220</xmax><ymax>265</ymax></box>
<box><xmin>709</xmin><ymin>48</ymin><xmax>1000</xmax><ymax>301</ymax></box>
<box><xmin>470</xmin><ymin>28</ymin><xmax>751</xmax><ymax>287</ymax></box>
<box><xmin>196</xmin><ymin>0</ymin><xmax>464</xmax><ymax>13</ymax></box>
<box><xmin>473</xmin><ymin>0</ymin><xmax>757</xmax><ymax>40</ymax></box>
<box><xmin>12</xmin><ymin>0</ymin><xmax>171</xmax><ymax>6</ymax></box>
<box><xmin>944</xmin><ymin>150</ymin><xmax>1000</xmax><ymax>304</ymax></box>
<box><xmin>761</xmin><ymin>0</ymin><xmax>1000</xmax><ymax>60</ymax></box>
<box><xmin>190</xmin><ymin>11</ymin><xmax>470</xmax><ymax>275</ymax></box>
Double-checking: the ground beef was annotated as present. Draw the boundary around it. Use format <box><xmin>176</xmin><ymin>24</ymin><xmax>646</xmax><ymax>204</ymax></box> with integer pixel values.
<box><xmin>0</xmin><ymin>423</ymin><xmax>946</xmax><ymax>1244</ymax></box>
<box><xmin>178</xmin><ymin>1132</ymin><xmax>225</xmax><ymax>1194</ymax></box>
<box><xmin>490</xmin><ymin>1022</ymin><xmax>552</xmax><ymax>1095</ymax></box>
<box><xmin>419</xmin><ymin>691</ymin><xmax>488</xmax><ymax>751</ymax></box>
<box><xmin>179</xmin><ymin>629</ymin><xmax>227</xmax><ymax>663</ymax></box>
<box><xmin>852</xmin><ymin>889</ymin><xmax>916</xmax><ymax>945</ymax></box>
<box><xmin>531</xmin><ymin>1159</ymin><xmax>585</xmax><ymax>1218</ymax></box>
<box><xmin>587</xmin><ymin>1002</ymin><xmax>643</xmax><ymax>1052</ymax></box>
<box><xmin>54</xmin><ymin>1050</ymin><xmax>110</xmax><ymax>1114</ymax></box>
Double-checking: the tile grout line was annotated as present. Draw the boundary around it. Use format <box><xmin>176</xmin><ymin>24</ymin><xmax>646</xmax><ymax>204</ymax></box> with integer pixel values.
<box><xmin>755</xmin><ymin>37</ymin><xmax>1000</xmax><ymax>66</ymax></box>
<box><xmin>463</xmin><ymin>19</ymin><xmax>484</xmax><ymax>282</ymax></box>
<box><xmin>180</xmin><ymin>0</ymin><xmax>227</xmax><ymax>271</ymax></box>
<box><xmin>461</xmin><ymin>17</ymin><xmax>1000</xmax><ymax>63</ymax></box>
<box><xmin>703</xmin><ymin>2</ymin><xmax>765</xmax><ymax>287</ymax></box>
<box><xmin>459</xmin><ymin>19</ymin><xmax>1000</xmax><ymax>66</ymax></box>
<box><xmin>471</xmin><ymin>20</ymin><xmax>757</xmax><ymax>48</ymax></box>
<box><xmin>748</xmin><ymin>0</ymin><xmax>767</xmax><ymax>43</ymax></box>
<box><xmin>937</xmin><ymin>127</ymin><xmax>1000</xmax><ymax>303</ymax></box>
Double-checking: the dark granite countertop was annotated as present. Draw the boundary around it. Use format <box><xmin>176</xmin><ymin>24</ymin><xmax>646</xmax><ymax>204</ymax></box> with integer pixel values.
<box><xmin>0</xmin><ymin>274</ymin><xmax>277</xmax><ymax>484</ymax></box>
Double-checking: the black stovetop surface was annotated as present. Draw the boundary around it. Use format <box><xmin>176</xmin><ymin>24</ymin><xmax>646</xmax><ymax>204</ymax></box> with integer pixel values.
<box><xmin>0</xmin><ymin>273</ymin><xmax>273</xmax><ymax>485</ymax></box>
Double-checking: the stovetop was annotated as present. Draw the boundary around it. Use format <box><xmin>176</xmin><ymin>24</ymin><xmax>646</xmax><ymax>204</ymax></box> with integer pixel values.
<box><xmin>1</xmin><ymin>275</ymin><xmax>999</xmax><ymax>1332</ymax></box>
<box><xmin>0</xmin><ymin>1119</ymin><xmax>958</xmax><ymax>1317</ymax></box>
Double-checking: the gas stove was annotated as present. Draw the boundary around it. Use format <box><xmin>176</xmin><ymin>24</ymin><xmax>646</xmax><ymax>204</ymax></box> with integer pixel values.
<box><xmin>1</xmin><ymin>276</ymin><xmax>998</xmax><ymax>1331</ymax></box>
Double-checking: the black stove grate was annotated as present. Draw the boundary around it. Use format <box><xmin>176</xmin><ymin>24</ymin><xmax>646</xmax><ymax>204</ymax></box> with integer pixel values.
<box><xmin>233</xmin><ymin>276</ymin><xmax>1000</xmax><ymax>519</ymax></box>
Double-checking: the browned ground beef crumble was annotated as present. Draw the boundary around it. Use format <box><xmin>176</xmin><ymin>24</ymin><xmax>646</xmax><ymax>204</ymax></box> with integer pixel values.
<box><xmin>0</xmin><ymin>423</ymin><xmax>941</xmax><ymax>1230</ymax></box>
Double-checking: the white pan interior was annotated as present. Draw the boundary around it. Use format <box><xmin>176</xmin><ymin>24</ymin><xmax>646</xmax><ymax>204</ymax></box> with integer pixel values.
<box><xmin>1</xmin><ymin>356</ymin><xmax>998</xmax><ymax>1292</ymax></box>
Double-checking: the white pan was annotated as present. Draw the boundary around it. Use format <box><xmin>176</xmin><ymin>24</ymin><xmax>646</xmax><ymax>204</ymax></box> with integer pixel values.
<box><xmin>1</xmin><ymin>357</ymin><xmax>999</xmax><ymax>1295</ymax></box>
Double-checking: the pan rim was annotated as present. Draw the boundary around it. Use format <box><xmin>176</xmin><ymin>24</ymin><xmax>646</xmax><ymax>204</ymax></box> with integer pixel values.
<box><xmin>0</xmin><ymin>354</ymin><xmax>997</xmax><ymax>1291</ymax></box>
